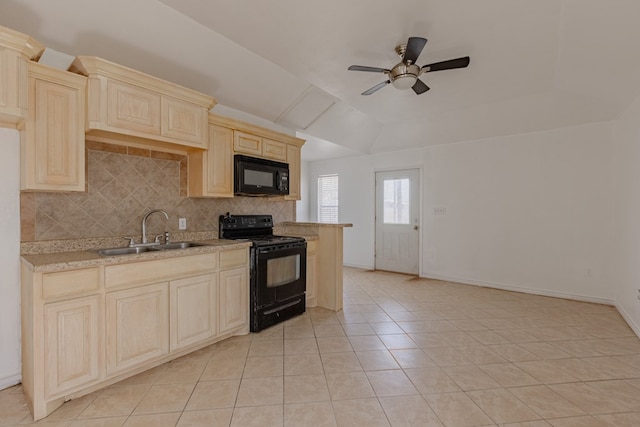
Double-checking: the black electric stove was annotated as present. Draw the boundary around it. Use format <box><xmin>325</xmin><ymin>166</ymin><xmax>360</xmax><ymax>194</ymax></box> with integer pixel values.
<box><xmin>219</xmin><ymin>214</ymin><xmax>306</xmax><ymax>331</ymax></box>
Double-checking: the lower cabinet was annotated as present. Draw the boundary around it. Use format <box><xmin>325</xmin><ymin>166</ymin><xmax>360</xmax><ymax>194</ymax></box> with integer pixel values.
<box><xmin>106</xmin><ymin>283</ymin><xmax>170</xmax><ymax>375</ymax></box>
<box><xmin>22</xmin><ymin>247</ymin><xmax>250</xmax><ymax>421</ymax></box>
<box><xmin>306</xmin><ymin>241</ymin><xmax>317</xmax><ymax>307</ymax></box>
<box><xmin>170</xmin><ymin>273</ymin><xmax>217</xmax><ymax>351</ymax></box>
<box><xmin>219</xmin><ymin>267</ymin><xmax>248</xmax><ymax>333</ymax></box>
<box><xmin>44</xmin><ymin>295</ymin><xmax>101</xmax><ymax>399</ymax></box>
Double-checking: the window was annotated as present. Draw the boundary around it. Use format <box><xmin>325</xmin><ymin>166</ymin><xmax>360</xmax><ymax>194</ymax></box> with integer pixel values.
<box><xmin>383</xmin><ymin>178</ymin><xmax>410</xmax><ymax>224</ymax></box>
<box><xmin>317</xmin><ymin>174</ymin><xmax>339</xmax><ymax>223</ymax></box>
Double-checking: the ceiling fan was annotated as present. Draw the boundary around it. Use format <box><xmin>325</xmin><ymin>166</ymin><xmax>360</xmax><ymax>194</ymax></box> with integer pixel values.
<box><xmin>348</xmin><ymin>37</ymin><xmax>470</xmax><ymax>95</ymax></box>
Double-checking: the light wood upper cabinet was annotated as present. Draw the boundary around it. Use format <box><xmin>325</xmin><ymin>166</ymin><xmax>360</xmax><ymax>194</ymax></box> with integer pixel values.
<box><xmin>70</xmin><ymin>56</ymin><xmax>215</xmax><ymax>150</ymax></box>
<box><xmin>234</xmin><ymin>131</ymin><xmax>262</xmax><ymax>156</ymax></box>
<box><xmin>234</xmin><ymin>131</ymin><xmax>288</xmax><ymax>161</ymax></box>
<box><xmin>263</xmin><ymin>138</ymin><xmax>287</xmax><ymax>161</ymax></box>
<box><xmin>21</xmin><ymin>61</ymin><xmax>86</xmax><ymax>192</ymax></box>
<box><xmin>0</xmin><ymin>25</ymin><xmax>44</xmax><ymax>128</ymax></box>
<box><xmin>199</xmin><ymin>113</ymin><xmax>305</xmax><ymax>199</ymax></box>
<box><xmin>106</xmin><ymin>79</ymin><xmax>160</xmax><ymax>135</ymax></box>
<box><xmin>44</xmin><ymin>295</ymin><xmax>101</xmax><ymax>399</ymax></box>
<box><xmin>188</xmin><ymin>124</ymin><xmax>234</xmax><ymax>198</ymax></box>
<box><xmin>285</xmin><ymin>144</ymin><xmax>301</xmax><ymax>200</ymax></box>
<box><xmin>162</xmin><ymin>95</ymin><xmax>207</xmax><ymax>145</ymax></box>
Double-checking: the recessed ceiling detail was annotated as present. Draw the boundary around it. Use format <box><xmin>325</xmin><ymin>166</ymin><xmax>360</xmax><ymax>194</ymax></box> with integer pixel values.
<box><xmin>276</xmin><ymin>86</ymin><xmax>338</xmax><ymax>130</ymax></box>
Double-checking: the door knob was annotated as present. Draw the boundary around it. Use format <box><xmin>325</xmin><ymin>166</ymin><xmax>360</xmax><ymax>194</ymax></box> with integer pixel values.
<box><xmin>414</xmin><ymin>225</ymin><xmax>419</xmax><ymax>230</ymax></box>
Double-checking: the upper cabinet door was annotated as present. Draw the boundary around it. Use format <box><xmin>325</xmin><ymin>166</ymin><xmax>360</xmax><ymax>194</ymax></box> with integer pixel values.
<box><xmin>107</xmin><ymin>79</ymin><xmax>161</xmax><ymax>135</ymax></box>
<box><xmin>161</xmin><ymin>96</ymin><xmax>207</xmax><ymax>147</ymax></box>
<box><xmin>233</xmin><ymin>131</ymin><xmax>262</xmax><ymax>156</ymax></box>
<box><xmin>22</xmin><ymin>62</ymin><xmax>86</xmax><ymax>192</ymax></box>
<box><xmin>284</xmin><ymin>144</ymin><xmax>301</xmax><ymax>200</ymax></box>
<box><xmin>262</xmin><ymin>138</ymin><xmax>287</xmax><ymax>161</ymax></box>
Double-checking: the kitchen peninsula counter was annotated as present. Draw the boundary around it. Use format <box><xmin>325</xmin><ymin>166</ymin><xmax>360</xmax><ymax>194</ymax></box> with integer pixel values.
<box><xmin>278</xmin><ymin>221</ymin><xmax>352</xmax><ymax>311</ymax></box>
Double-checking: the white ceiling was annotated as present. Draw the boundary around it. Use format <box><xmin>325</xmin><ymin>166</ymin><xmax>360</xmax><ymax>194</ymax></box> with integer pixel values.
<box><xmin>2</xmin><ymin>0</ymin><xmax>640</xmax><ymax>161</ymax></box>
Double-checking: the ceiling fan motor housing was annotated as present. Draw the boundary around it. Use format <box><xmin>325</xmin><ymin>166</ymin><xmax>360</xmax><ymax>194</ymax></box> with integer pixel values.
<box><xmin>389</xmin><ymin>63</ymin><xmax>421</xmax><ymax>89</ymax></box>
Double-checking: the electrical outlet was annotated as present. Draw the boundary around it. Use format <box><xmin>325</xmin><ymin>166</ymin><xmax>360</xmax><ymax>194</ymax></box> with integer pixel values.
<box><xmin>178</xmin><ymin>218</ymin><xmax>187</xmax><ymax>230</ymax></box>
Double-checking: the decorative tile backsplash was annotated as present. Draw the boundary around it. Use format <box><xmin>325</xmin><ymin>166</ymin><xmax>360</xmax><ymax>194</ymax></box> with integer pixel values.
<box><xmin>20</xmin><ymin>141</ymin><xmax>295</xmax><ymax>242</ymax></box>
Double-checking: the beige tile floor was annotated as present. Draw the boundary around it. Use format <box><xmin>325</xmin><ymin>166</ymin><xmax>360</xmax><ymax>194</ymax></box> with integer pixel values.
<box><xmin>3</xmin><ymin>267</ymin><xmax>640</xmax><ymax>426</ymax></box>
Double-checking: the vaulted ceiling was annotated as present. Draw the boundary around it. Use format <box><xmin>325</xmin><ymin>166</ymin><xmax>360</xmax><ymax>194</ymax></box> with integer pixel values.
<box><xmin>2</xmin><ymin>0</ymin><xmax>640</xmax><ymax>160</ymax></box>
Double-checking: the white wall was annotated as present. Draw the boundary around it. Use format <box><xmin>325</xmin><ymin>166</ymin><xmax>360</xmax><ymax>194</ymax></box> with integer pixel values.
<box><xmin>308</xmin><ymin>122</ymin><xmax>615</xmax><ymax>303</ymax></box>
<box><xmin>0</xmin><ymin>128</ymin><xmax>22</xmax><ymax>389</ymax></box>
<box><xmin>422</xmin><ymin>123</ymin><xmax>613</xmax><ymax>302</ymax></box>
<box><xmin>608</xmin><ymin>94</ymin><xmax>640</xmax><ymax>335</ymax></box>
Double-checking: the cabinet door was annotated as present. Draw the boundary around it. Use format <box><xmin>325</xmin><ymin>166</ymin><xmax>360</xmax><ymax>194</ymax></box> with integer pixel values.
<box><xmin>106</xmin><ymin>283</ymin><xmax>169</xmax><ymax>375</ymax></box>
<box><xmin>106</xmin><ymin>79</ymin><xmax>160</xmax><ymax>135</ymax></box>
<box><xmin>306</xmin><ymin>252</ymin><xmax>317</xmax><ymax>306</ymax></box>
<box><xmin>170</xmin><ymin>274</ymin><xmax>217</xmax><ymax>351</ymax></box>
<box><xmin>233</xmin><ymin>131</ymin><xmax>262</xmax><ymax>156</ymax></box>
<box><xmin>23</xmin><ymin>63</ymin><xmax>86</xmax><ymax>191</ymax></box>
<box><xmin>262</xmin><ymin>138</ymin><xmax>287</xmax><ymax>161</ymax></box>
<box><xmin>44</xmin><ymin>295</ymin><xmax>101</xmax><ymax>398</ymax></box>
<box><xmin>161</xmin><ymin>96</ymin><xmax>207</xmax><ymax>147</ymax></box>
<box><xmin>219</xmin><ymin>267</ymin><xmax>248</xmax><ymax>334</ymax></box>
<box><xmin>207</xmin><ymin>124</ymin><xmax>234</xmax><ymax>196</ymax></box>
<box><xmin>284</xmin><ymin>144</ymin><xmax>301</xmax><ymax>200</ymax></box>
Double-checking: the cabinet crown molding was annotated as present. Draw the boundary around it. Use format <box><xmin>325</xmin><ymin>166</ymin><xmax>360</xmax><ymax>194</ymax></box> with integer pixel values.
<box><xmin>209</xmin><ymin>113</ymin><xmax>305</xmax><ymax>147</ymax></box>
<box><xmin>0</xmin><ymin>25</ymin><xmax>44</xmax><ymax>58</ymax></box>
<box><xmin>70</xmin><ymin>56</ymin><xmax>216</xmax><ymax>109</ymax></box>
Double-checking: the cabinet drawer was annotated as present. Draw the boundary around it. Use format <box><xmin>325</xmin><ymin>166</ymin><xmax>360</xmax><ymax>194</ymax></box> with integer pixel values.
<box><xmin>105</xmin><ymin>253</ymin><xmax>217</xmax><ymax>289</ymax></box>
<box><xmin>220</xmin><ymin>249</ymin><xmax>248</xmax><ymax>269</ymax></box>
<box><xmin>42</xmin><ymin>267</ymin><xmax>101</xmax><ymax>300</ymax></box>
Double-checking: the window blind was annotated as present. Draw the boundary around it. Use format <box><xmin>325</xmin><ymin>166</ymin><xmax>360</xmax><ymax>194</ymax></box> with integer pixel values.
<box><xmin>317</xmin><ymin>174</ymin><xmax>339</xmax><ymax>223</ymax></box>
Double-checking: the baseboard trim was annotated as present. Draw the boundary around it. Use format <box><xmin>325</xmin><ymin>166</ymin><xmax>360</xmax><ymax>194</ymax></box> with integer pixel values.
<box><xmin>420</xmin><ymin>272</ymin><xmax>616</xmax><ymax>306</ymax></box>
<box><xmin>344</xmin><ymin>262</ymin><xmax>375</xmax><ymax>270</ymax></box>
<box><xmin>615</xmin><ymin>303</ymin><xmax>640</xmax><ymax>338</ymax></box>
<box><xmin>0</xmin><ymin>373</ymin><xmax>21</xmax><ymax>391</ymax></box>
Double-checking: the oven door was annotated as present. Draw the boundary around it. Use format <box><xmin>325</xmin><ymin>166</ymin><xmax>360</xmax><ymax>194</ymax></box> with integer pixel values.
<box><xmin>254</xmin><ymin>243</ymin><xmax>306</xmax><ymax>307</ymax></box>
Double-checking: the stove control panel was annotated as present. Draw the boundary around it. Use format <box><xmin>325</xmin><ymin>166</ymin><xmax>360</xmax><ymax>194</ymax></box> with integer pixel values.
<box><xmin>219</xmin><ymin>214</ymin><xmax>273</xmax><ymax>230</ymax></box>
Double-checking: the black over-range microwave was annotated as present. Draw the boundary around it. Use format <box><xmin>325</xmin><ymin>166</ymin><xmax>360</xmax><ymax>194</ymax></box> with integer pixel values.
<box><xmin>234</xmin><ymin>155</ymin><xmax>290</xmax><ymax>196</ymax></box>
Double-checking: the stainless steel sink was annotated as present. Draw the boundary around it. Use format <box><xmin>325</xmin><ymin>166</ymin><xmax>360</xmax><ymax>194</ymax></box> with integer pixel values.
<box><xmin>150</xmin><ymin>241</ymin><xmax>209</xmax><ymax>250</ymax></box>
<box><xmin>96</xmin><ymin>246</ymin><xmax>153</xmax><ymax>256</ymax></box>
<box><xmin>95</xmin><ymin>241</ymin><xmax>209</xmax><ymax>256</ymax></box>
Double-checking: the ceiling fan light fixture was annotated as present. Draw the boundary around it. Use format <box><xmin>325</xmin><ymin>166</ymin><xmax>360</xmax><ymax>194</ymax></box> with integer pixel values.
<box><xmin>391</xmin><ymin>74</ymin><xmax>417</xmax><ymax>90</ymax></box>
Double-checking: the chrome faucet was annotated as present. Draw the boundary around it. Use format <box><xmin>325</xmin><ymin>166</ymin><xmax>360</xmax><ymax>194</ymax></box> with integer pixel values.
<box><xmin>141</xmin><ymin>209</ymin><xmax>169</xmax><ymax>244</ymax></box>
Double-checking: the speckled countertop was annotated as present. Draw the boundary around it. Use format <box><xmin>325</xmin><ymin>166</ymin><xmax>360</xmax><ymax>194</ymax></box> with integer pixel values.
<box><xmin>21</xmin><ymin>239</ymin><xmax>252</xmax><ymax>273</ymax></box>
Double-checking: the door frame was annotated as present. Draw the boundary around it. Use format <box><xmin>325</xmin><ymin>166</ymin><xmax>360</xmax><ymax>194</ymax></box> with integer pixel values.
<box><xmin>373</xmin><ymin>166</ymin><xmax>423</xmax><ymax>276</ymax></box>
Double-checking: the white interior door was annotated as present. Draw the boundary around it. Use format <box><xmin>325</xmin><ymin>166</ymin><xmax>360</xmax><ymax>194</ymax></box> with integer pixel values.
<box><xmin>375</xmin><ymin>169</ymin><xmax>420</xmax><ymax>274</ymax></box>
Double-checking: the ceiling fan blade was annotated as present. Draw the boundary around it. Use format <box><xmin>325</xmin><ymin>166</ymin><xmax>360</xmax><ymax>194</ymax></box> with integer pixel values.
<box><xmin>422</xmin><ymin>56</ymin><xmax>470</xmax><ymax>72</ymax></box>
<box><xmin>362</xmin><ymin>80</ymin><xmax>390</xmax><ymax>95</ymax></box>
<box><xmin>412</xmin><ymin>79</ymin><xmax>430</xmax><ymax>95</ymax></box>
<box><xmin>348</xmin><ymin>65</ymin><xmax>390</xmax><ymax>73</ymax></box>
<box><xmin>403</xmin><ymin>37</ymin><xmax>427</xmax><ymax>64</ymax></box>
